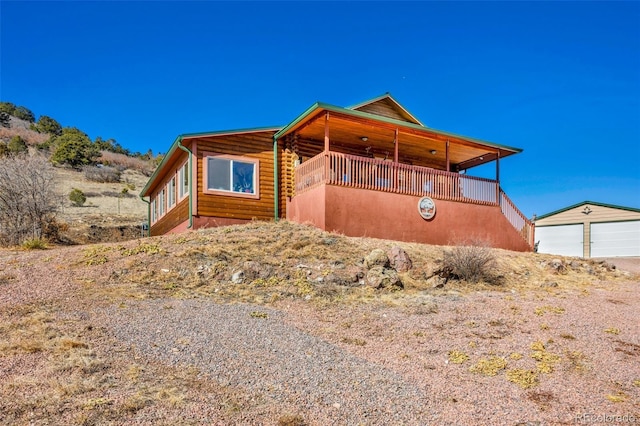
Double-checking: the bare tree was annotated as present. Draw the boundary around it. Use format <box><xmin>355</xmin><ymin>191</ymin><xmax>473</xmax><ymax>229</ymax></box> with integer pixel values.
<box><xmin>0</xmin><ymin>153</ymin><xmax>59</xmax><ymax>246</ymax></box>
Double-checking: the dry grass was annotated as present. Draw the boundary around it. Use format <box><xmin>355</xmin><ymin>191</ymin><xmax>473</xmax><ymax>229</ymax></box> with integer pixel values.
<box><xmin>0</xmin><ymin>124</ymin><xmax>48</xmax><ymax>146</ymax></box>
<box><xmin>64</xmin><ymin>221</ymin><xmax>631</xmax><ymax>310</ymax></box>
<box><xmin>98</xmin><ymin>151</ymin><xmax>155</xmax><ymax>175</ymax></box>
<box><xmin>0</xmin><ymin>220</ymin><xmax>637</xmax><ymax>424</ymax></box>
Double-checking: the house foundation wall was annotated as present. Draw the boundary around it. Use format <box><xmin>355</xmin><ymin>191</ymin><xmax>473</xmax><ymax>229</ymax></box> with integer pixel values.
<box><xmin>288</xmin><ymin>184</ymin><xmax>531</xmax><ymax>252</ymax></box>
<box><xmin>285</xmin><ymin>187</ymin><xmax>326</xmax><ymax>229</ymax></box>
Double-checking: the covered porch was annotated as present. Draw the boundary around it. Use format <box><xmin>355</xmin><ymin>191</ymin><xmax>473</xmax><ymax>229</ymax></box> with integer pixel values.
<box><xmin>275</xmin><ymin>97</ymin><xmax>534</xmax><ymax>251</ymax></box>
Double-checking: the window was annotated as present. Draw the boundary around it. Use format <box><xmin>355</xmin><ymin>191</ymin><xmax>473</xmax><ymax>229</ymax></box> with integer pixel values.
<box><xmin>158</xmin><ymin>188</ymin><xmax>165</xmax><ymax>217</ymax></box>
<box><xmin>150</xmin><ymin>199</ymin><xmax>157</xmax><ymax>223</ymax></box>
<box><xmin>178</xmin><ymin>162</ymin><xmax>188</xmax><ymax>199</ymax></box>
<box><xmin>203</xmin><ymin>153</ymin><xmax>259</xmax><ymax>198</ymax></box>
<box><xmin>167</xmin><ymin>177</ymin><xmax>176</xmax><ymax>208</ymax></box>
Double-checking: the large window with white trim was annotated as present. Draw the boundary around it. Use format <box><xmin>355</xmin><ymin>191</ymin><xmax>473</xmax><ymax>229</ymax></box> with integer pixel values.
<box><xmin>203</xmin><ymin>153</ymin><xmax>259</xmax><ymax>198</ymax></box>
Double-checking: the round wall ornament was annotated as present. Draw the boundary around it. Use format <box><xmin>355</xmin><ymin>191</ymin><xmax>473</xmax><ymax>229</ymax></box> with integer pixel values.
<box><xmin>418</xmin><ymin>196</ymin><xmax>436</xmax><ymax>220</ymax></box>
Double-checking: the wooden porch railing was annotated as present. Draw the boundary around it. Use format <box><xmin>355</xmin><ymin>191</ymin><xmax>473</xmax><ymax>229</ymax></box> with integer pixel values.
<box><xmin>294</xmin><ymin>151</ymin><xmax>534</xmax><ymax>248</ymax></box>
<box><xmin>500</xmin><ymin>190</ymin><xmax>535</xmax><ymax>248</ymax></box>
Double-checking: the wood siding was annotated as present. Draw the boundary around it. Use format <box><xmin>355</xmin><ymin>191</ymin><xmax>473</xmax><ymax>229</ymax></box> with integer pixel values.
<box><xmin>150</xmin><ymin>198</ymin><xmax>189</xmax><ymax>236</ymax></box>
<box><xmin>352</xmin><ymin>98</ymin><xmax>417</xmax><ymax>124</ymax></box>
<box><xmin>194</xmin><ymin>131</ymin><xmax>279</xmax><ymax>221</ymax></box>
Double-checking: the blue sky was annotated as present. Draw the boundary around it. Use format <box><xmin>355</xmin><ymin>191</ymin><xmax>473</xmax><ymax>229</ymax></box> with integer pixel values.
<box><xmin>1</xmin><ymin>1</ymin><xmax>639</xmax><ymax>218</ymax></box>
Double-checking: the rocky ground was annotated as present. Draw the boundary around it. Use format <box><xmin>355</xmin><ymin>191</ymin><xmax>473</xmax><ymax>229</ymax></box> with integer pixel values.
<box><xmin>0</xmin><ymin>221</ymin><xmax>638</xmax><ymax>425</ymax></box>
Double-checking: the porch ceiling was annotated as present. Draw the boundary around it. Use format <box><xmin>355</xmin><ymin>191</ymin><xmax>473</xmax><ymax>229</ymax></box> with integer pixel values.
<box><xmin>284</xmin><ymin>108</ymin><xmax>520</xmax><ymax>171</ymax></box>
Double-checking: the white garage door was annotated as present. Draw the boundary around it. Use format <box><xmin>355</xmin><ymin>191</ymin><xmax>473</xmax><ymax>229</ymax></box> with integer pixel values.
<box><xmin>591</xmin><ymin>221</ymin><xmax>640</xmax><ymax>257</ymax></box>
<box><xmin>535</xmin><ymin>224</ymin><xmax>583</xmax><ymax>257</ymax></box>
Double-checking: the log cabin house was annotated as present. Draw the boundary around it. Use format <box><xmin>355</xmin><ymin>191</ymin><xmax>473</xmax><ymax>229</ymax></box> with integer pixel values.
<box><xmin>141</xmin><ymin>94</ymin><xmax>534</xmax><ymax>251</ymax></box>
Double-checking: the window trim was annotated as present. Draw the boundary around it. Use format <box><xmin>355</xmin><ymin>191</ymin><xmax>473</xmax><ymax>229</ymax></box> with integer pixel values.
<box><xmin>202</xmin><ymin>152</ymin><xmax>260</xmax><ymax>199</ymax></box>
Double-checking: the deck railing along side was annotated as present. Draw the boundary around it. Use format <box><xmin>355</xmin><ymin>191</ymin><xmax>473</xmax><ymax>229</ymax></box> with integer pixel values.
<box><xmin>294</xmin><ymin>153</ymin><xmax>326</xmax><ymax>194</ymax></box>
<box><xmin>500</xmin><ymin>190</ymin><xmax>535</xmax><ymax>248</ymax></box>
<box><xmin>296</xmin><ymin>152</ymin><xmax>499</xmax><ymax>204</ymax></box>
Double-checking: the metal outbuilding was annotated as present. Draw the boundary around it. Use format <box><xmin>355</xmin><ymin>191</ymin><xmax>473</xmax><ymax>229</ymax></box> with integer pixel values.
<box><xmin>534</xmin><ymin>201</ymin><xmax>640</xmax><ymax>258</ymax></box>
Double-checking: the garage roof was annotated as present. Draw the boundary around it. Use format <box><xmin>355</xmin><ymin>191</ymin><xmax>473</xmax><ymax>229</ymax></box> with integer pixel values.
<box><xmin>536</xmin><ymin>201</ymin><xmax>640</xmax><ymax>220</ymax></box>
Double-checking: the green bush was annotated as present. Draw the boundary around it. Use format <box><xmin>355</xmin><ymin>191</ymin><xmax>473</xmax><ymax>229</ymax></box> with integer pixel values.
<box><xmin>51</xmin><ymin>127</ymin><xmax>99</xmax><ymax>168</ymax></box>
<box><xmin>8</xmin><ymin>135</ymin><xmax>28</xmax><ymax>154</ymax></box>
<box><xmin>32</xmin><ymin>115</ymin><xmax>62</xmax><ymax>136</ymax></box>
<box><xmin>13</xmin><ymin>106</ymin><xmax>35</xmax><ymax>123</ymax></box>
<box><xmin>22</xmin><ymin>238</ymin><xmax>48</xmax><ymax>250</ymax></box>
<box><xmin>69</xmin><ymin>188</ymin><xmax>87</xmax><ymax>207</ymax></box>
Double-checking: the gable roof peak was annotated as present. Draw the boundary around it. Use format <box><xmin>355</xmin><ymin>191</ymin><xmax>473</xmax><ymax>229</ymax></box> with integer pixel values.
<box><xmin>346</xmin><ymin>92</ymin><xmax>425</xmax><ymax>126</ymax></box>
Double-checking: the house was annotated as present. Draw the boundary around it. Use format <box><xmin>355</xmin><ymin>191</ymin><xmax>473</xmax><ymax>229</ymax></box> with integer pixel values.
<box><xmin>534</xmin><ymin>201</ymin><xmax>640</xmax><ymax>257</ymax></box>
<box><xmin>141</xmin><ymin>94</ymin><xmax>534</xmax><ymax>252</ymax></box>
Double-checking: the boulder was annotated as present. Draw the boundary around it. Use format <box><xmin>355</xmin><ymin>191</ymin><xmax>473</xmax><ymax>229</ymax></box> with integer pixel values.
<box><xmin>388</xmin><ymin>246</ymin><xmax>412</xmax><ymax>272</ymax></box>
<box><xmin>365</xmin><ymin>265</ymin><xmax>403</xmax><ymax>289</ymax></box>
<box><xmin>364</xmin><ymin>249</ymin><xmax>390</xmax><ymax>269</ymax></box>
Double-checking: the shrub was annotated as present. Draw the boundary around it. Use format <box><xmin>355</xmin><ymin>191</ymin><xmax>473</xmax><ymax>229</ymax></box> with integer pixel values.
<box><xmin>98</xmin><ymin>150</ymin><xmax>155</xmax><ymax>174</ymax></box>
<box><xmin>69</xmin><ymin>188</ymin><xmax>87</xmax><ymax>207</ymax></box>
<box><xmin>22</xmin><ymin>238</ymin><xmax>48</xmax><ymax>250</ymax></box>
<box><xmin>8</xmin><ymin>135</ymin><xmax>28</xmax><ymax>154</ymax></box>
<box><xmin>0</xmin><ymin>153</ymin><xmax>59</xmax><ymax>246</ymax></box>
<box><xmin>442</xmin><ymin>242</ymin><xmax>496</xmax><ymax>283</ymax></box>
<box><xmin>32</xmin><ymin>115</ymin><xmax>62</xmax><ymax>136</ymax></box>
<box><xmin>13</xmin><ymin>106</ymin><xmax>35</xmax><ymax>123</ymax></box>
<box><xmin>83</xmin><ymin>165</ymin><xmax>121</xmax><ymax>183</ymax></box>
<box><xmin>50</xmin><ymin>127</ymin><xmax>99</xmax><ymax>168</ymax></box>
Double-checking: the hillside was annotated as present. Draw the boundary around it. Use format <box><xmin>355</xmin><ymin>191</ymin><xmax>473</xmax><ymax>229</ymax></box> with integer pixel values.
<box><xmin>0</xmin><ymin>221</ymin><xmax>638</xmax><ymax>424</ymax></box>
<box><xmin>0</xmin><ymin>115</ymin><xmax>151</xmax><ymax>244</ymax></box>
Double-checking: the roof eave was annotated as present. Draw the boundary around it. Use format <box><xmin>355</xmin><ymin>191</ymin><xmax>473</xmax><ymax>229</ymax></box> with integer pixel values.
<box><xmin>276</xmin><ymin>101</ymin><xmax>522</xmax><ymax>154</ymax></box>
<box><xmin>536</xmin><ymin>200</ymin><xmax>640</xmax><ymax>220</ymax></box>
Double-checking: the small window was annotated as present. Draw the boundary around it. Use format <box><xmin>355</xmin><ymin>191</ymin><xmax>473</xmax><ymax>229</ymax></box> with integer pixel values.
<box><xmin>158</xmin><ymin>188</ymin><xmax>165</xmax><ymax>217</ymax></box>
<box><xmin>168</xmin><ymin>177</ymin><xmax>176</xmax><ymax>208</ymax></box>
<box><xmin>203</xmin><ymin>153</ymin><xmax>259</xmax><ymax>198</ymax></box>
<box><xmin>150</xmin><ymin>199</ymin><xmax>157</xmax><ymax>223</ymax></box>
<box><xmin>178</xmin><ymin>162</ymin><xmax>188</xmax><ymax>199</ymax></box>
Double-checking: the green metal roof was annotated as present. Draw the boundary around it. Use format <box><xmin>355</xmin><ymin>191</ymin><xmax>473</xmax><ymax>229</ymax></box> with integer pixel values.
<box><xmin>273</xmin><ymin>101</ymin><xmax>522</xmax><ymax>154</ymax></box>
<box><xmin>536</xmin><ymin>200</ymin><xmax>640</xmax><ymax>220</ymax></box>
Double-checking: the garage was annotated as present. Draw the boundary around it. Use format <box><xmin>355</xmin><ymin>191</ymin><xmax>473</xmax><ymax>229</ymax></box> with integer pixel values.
<box><xmin>535</xmin><ymin>224</ymin><xmax>583</xmax><ymax>257</ymax></box>
<box><xmin>534</xmin><ymin>201</ymin><xmax>640</xmax><ymax>258</ymax></box>
<box><xmin>591</xmin><ymin>221</ymin><xmax>640</xmax><ymax>257</ymax></box>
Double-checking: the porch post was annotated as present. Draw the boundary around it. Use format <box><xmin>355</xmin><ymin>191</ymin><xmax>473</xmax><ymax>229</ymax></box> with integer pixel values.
<box><xmin>393</xmin><ymin>128</ymin><xmax>399</xmax><ymax>163</ymax></box>
<box><xmin>446</xmin><ymin>139</ymin><xmax>450</xmax><ymax>172</ymax></box>
<box><xmin>324</xmin><ymin>112</ymin><xmax>330</xmax><ymax>152</ymax></box>
<box><xmin>324</xmin><ymin>112</ymin><xmax>329</xmax><ymax>183</ymax></box>
<box><xmin>394</xmin><ymin>128</ymin><xmax>399</xmax><ymax>191</ymax></box>
<box><xmin>496</xmin><ymin>151</ymin><xmax>501</xmax><ymax>204</ymax></box>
